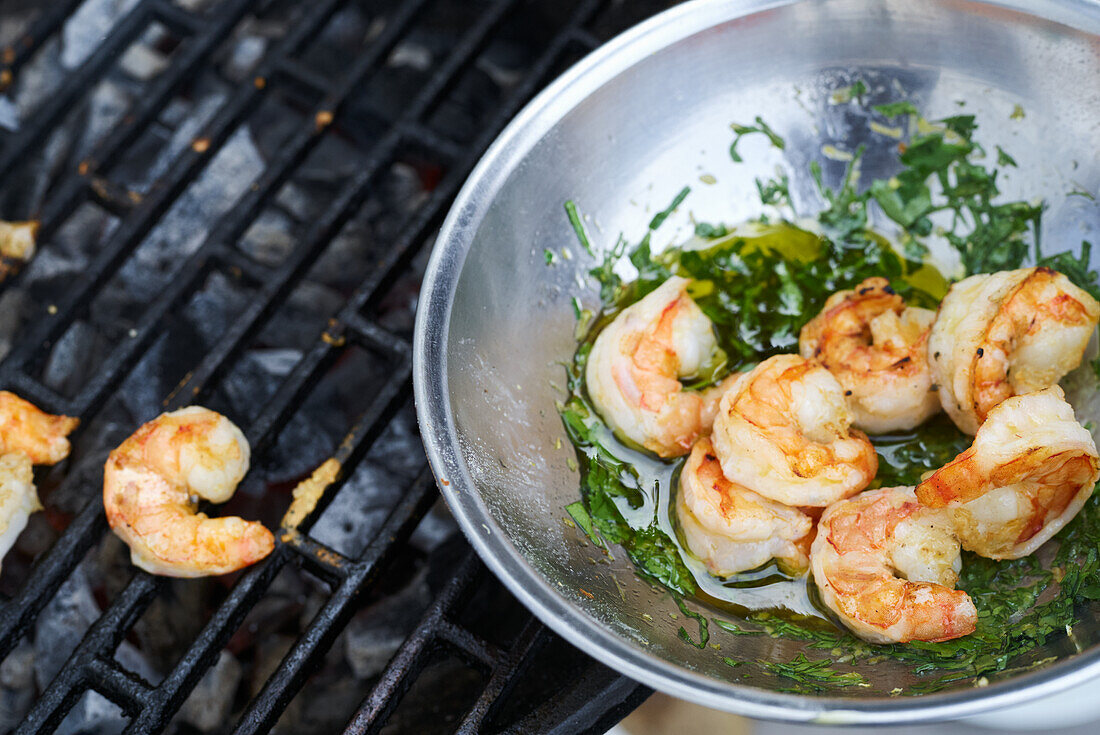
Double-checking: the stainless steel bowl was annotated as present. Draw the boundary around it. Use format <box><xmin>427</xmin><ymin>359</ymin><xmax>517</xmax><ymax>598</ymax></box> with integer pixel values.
<box><xmin>414</xmin><ymin>0</ymin><xmax>1100</xmax><ymax>724</ymax></box>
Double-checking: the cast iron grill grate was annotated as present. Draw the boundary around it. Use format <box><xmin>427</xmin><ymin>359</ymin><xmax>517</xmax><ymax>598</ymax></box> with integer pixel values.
<box><xmin>0</xmin><ymin>0</ymin><xmax>670</xmax><ymax>731</ymax></box>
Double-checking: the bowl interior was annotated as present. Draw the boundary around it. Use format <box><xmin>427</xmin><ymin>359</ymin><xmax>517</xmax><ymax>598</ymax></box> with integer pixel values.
<box><xmin>422</xmin><ymin>0</ymin><xmax>1100</xmax><ymax>722</ymax></box>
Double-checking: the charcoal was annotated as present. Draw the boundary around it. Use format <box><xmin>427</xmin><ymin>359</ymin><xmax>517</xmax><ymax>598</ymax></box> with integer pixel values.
<box><xmin>176</xmin><ymin>651</ymin><xmax>242</xmax><ymax>732</ymax></box>
<box><xmin>0</xmin><ymin>288</ymin><xmax>27</xmax><ymax>360</ymax></box>
<box><xmin>182</xmin><ymin>271</ymin><xmax>253</xmax><ymax>347</ymax></box>
<box><xmin>0</xmin><ymin>96</ymin><xmax>18</xmax><ymax>132</ymax></box>
<box><xmin>343</xmin><ymin>569</ymin><xmax>431</xmax><ymax>679</ymax></box>
<box><xmin>219</xmin><ymin>348</ymin><xmax>301</xmax><ymax>423</ymax></box>
<box><xmin>254</xmin><ymin>282</ymin><xmax>344</xmax><ymax>351</ymax></box>
<box><xmin>12</xmin><ymin>38</ymin><xmax>66</xmax><ymax>121</ymax></box>
<box><xmin>60</xmin><ymin>0</ymin><xmax>141</xmax><ymax>70</ymax></box>
<box><xmin>224</xmin><ymin>36</ymin><xmax>267</xmax><ymax>83</ymax></box>
<box><xmin>55</xmin><ymin>691</ymin><xmax>126</xmax><ymax>735</ymax></box>
<box><xmin>118</xmin><ymin>42</ymin><xmax>170</xmax><ymax>83</ymax></box>
<box><xmin>408</xmin><ymin>500</ymin><xmax>459</xmax><ymax>556</ymax></box>
<box><xmin>238</xmin><ymin>210</ymin><xmax>296</xmax><ymax>267</ymax></box>
<box><xmin>77</xmin><ymin>80</ymin><xmax>132</xmax><ymax>160</ymax></box>
<box><xmin>34</xmin><ymin>564</ymin><xmax>100</xmax><ymax>691</ymax></box>
<box><xmin>41</xmin><ymin>320</ymin><xmax>105</xmax><ymax>397</ymax></box>
<box><xmin>0</xmin><ymin>642</ymin><xmax>35</xmax><ymax>731</ymax></box>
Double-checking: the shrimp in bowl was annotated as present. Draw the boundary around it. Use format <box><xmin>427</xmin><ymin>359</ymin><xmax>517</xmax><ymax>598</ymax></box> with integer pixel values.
<box><xmin>676</xmin><ymin>437</ymin><xmax>813</xmax><ymax>576</ymax></box>
<box><xmin>812</xmin><ymin>486</ymin><xmax>977</xmax><ymax>644</ymax></box>
<box><xmin>586</xmin><ymin>276</ymin><xmax>735</xmax><ymax>457</ymax></box>
<box><xmin>916</xmin><ymin>387</ymin><xmax>1100</xmax><ymax>559</ymax></box>
<box><xmin>800</xmin><ymin>277</ymin><xmax>940</xmax><ymax>433</ymax></box>
<box><xmin>711</xmin><ymin>354</ymin><xmax>878</xmax><ymax>507</ymax></box>
<box><xmin>928</xmin><ymin>267</ymin><xmax>1100</xmax><ymax>435</ymax></box>
<box><xmin>104</xmin><ymin>406</ymin><xmax>274</xmax><ymax>577</ymax></box>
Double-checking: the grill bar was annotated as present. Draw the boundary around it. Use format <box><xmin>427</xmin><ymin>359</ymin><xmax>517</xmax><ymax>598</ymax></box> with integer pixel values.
<box><xmin>0</xmin><ymin>0</ymin><xmax>656</xmax><ymax>730</ymax></box>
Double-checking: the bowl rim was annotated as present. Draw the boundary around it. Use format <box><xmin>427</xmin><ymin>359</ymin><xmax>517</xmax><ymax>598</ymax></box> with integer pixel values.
<box><xmin>413</xmin><ymin>0</ymin><xmax>1100</xmax><ymax>723</ymax></box>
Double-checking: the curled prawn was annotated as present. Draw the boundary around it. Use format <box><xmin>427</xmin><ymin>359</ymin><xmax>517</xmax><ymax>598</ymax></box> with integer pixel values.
<box><xmin>811</xmin><ymin>486</ymin><xmax>976</xmax><ymax>643</ymax></box>
<box><xmin>0</xmin><ymin>391</ymin><xmax>79</xmax><ymax>465</ymax></box>
<box><xmin>0</xmin><ymin>453</ymin><xmax>40</xmax><ymax>568</ymax></box>
<box><xmin>928</xmin><ymin>267</ymin><xmax>1100</xmax><ymax>434</ymax></box>
<box><xmin>676</xmin><ymin>437</ymin><xmax>812</xmax><ymax>576</ymax></box>
<box><xmin>586</xmin><ymin>276</ymin><xmax>734</xmax><ymax>457</ymax></box>
<box><xmin>916</xmin><ymin>387</ymin><xmax>1099</xmax><ymax>559</ymax></box>
<box><xmin>104</xmin><ymin>406</ymin><xmax>274</xmax><ymax>577</ymax></box>
<box><xmin>711</xmin><ymin>354</ymin><xmax>878</xmax><ymax>507</ymax></box>
<box><xmin>800</xmin><ymin>277</ymin><xmax>940</xmax><ymax>433</ymax></box>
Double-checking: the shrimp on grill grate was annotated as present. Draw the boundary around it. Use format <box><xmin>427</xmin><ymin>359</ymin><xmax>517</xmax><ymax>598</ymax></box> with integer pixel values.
<box><xmin>104</xmin><ymin>406</ymin><xmax>274</xmax><ymax>577</ymax></box>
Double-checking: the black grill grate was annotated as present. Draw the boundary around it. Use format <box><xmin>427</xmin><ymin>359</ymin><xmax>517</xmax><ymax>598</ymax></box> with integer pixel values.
<box><xmin>0</xmin><ymin>0</ymin><xmax>666</xmax><ymax>731</ymax></box>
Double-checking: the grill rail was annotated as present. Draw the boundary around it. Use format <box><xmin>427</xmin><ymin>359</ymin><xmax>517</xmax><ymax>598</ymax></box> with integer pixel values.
<box><xmin>0</xmin><ymin>0</ymin><xmax>658</xmax><ymax>731</ymax></box>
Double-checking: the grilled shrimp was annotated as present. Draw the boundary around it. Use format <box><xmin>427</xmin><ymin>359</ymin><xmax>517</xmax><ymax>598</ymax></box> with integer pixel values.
<box><xmin>928</xmin><ymin>267</ymin><xmax>1100</xmax><ymax>434</ymax></box>
<box><xmin>811</xmin><ymin>486</ymin><xmax>976</xmax><ymax>643</ymax></box>
<box><xmin>800</xmin><ymin>277</ymin><xmax>940</xmax><ymax>433</ymax></box>
<box><xmin>711</xmin><ymin>354</ymin><xmax>878</xmax><ymax>507</ymax></box>
<box><xmin>104</xmin><ymin>406</ymin><xmax>274</xmax><ymax>577</ymax></box>
<box><xmin>676</xmin><ymin>437</ymin><xmax>812</xmax><ymax>576</ymax></box>
<box><xmin>0</xmin><ymin>453</ymin><xmax>39</xmax><ymax>568</ymax></box>
<box><xmin>586</xmin><ymin>276</ymin><xmax>734</xmax><ymax>457</ymax></box>
<box><xmin>916</xmin><ymin>387</ymin><xmax>1099</xmax><ymax>559</ymax></box>
<box><xmin>0</xmin><ymin>391</ymin><xmax>79</xmax><ymax>465</ymax></box>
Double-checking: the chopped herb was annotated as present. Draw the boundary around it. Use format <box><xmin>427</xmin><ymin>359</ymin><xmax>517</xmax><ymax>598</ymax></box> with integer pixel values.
<box><xmin>675</xmin><ymin>595</ymin><xmax>710</xmax><ymax>649</ymax></box>
<box><xmin>694</xmin><ymin>221</ymin><xmax>728</xmax><ymax>239</ymax></box>
<box><xmin>1037</xmin><ymin>241</ymin><xmax>1100</xmax><ymax>302</ymax></box>
<box><xmin>863</xmin><ymin>112</ymin><xmax>1048</xmax><ymax>274</ymax></box>
<box><xmin>996</xmin><ymin>145</ymin><xmax>1018</xmax><ymax>167</ymax></box>
<box><xmin>850</xmin><ymin>79</ymin><xmax>868</xmax><ymax>100</ymax></box>
<box><xmin>544</xmin><ymin>248</ymin><xmax>556</xmax><ymax>264</ymax></box>
<box><xmin>565</xmin><ymin>501</ymin><xmax>603</xmax><ymax>549</ymax></box>
<box><xmin>715</xmin><ymin>619</ymin><xmax>762</xmax><ymax>636</ymax></box>
<box><xmin>759</xmin><ymin>653</ymin><xmax>869</xmax><ymax>693</ymax></box>
<box><xmin>723</xmin><ymin>657</ymin><xmax>744</xmax><ymax>668</ymax></box>
<box><xmin>1011</xmin><ymin>103</ymin><xmax>1026</xmax><ymax>120</ymax></box>
<box><xmin>649</xmin><ymin>186</ymin><xmax>691</xmax><ymax>230</ymax></box>
<box><xmin>564</xmin><ymin>200</ymin><xmax>595</xmax><ymax>256</ymax></box>
<box><xmin>873</xmin><ymin>101</ymin><xmax>921</xmax><ymax>119</ymax></box>
<box><xmin>756</xmin><ymin>171</ymin><xmax>791</xmax><ymax>207</ymax></box>
<box><xmin>729</xmin><ymin>116</ymin><xmax>786</xmax><ymax>162</ymax></box>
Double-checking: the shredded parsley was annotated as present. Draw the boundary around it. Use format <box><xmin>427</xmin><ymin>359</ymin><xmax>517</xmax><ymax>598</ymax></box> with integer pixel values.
<box><xmin>729</xmin><ymin>116</ymin><xmax>786</xmax><ymax>162</ymax></box>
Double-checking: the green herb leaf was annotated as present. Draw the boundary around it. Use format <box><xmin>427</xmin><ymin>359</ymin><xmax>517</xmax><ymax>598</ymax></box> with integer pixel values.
<box><xmin>564</xmin><ymin>200</ymin><xmax>595</xmax><ymax>256</ymax></box>
<box><xmin>649</xmin><ymin>186</ymin><xmax>691</xmax><ymax>231</ymax></box>
<box><xmin>729</xmin><ymin>116</ymin><xmax>785</xmax><ymax>162</ymax></box>
<box><xmin>996</xmin><ymin>145</ymin><xmax>1018</xmax><ymax>167</ymax></box>
<box><xmin>873</xmin><ymin>101</ymin><xmax>921</xmax><ymax>118</ymax></box>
